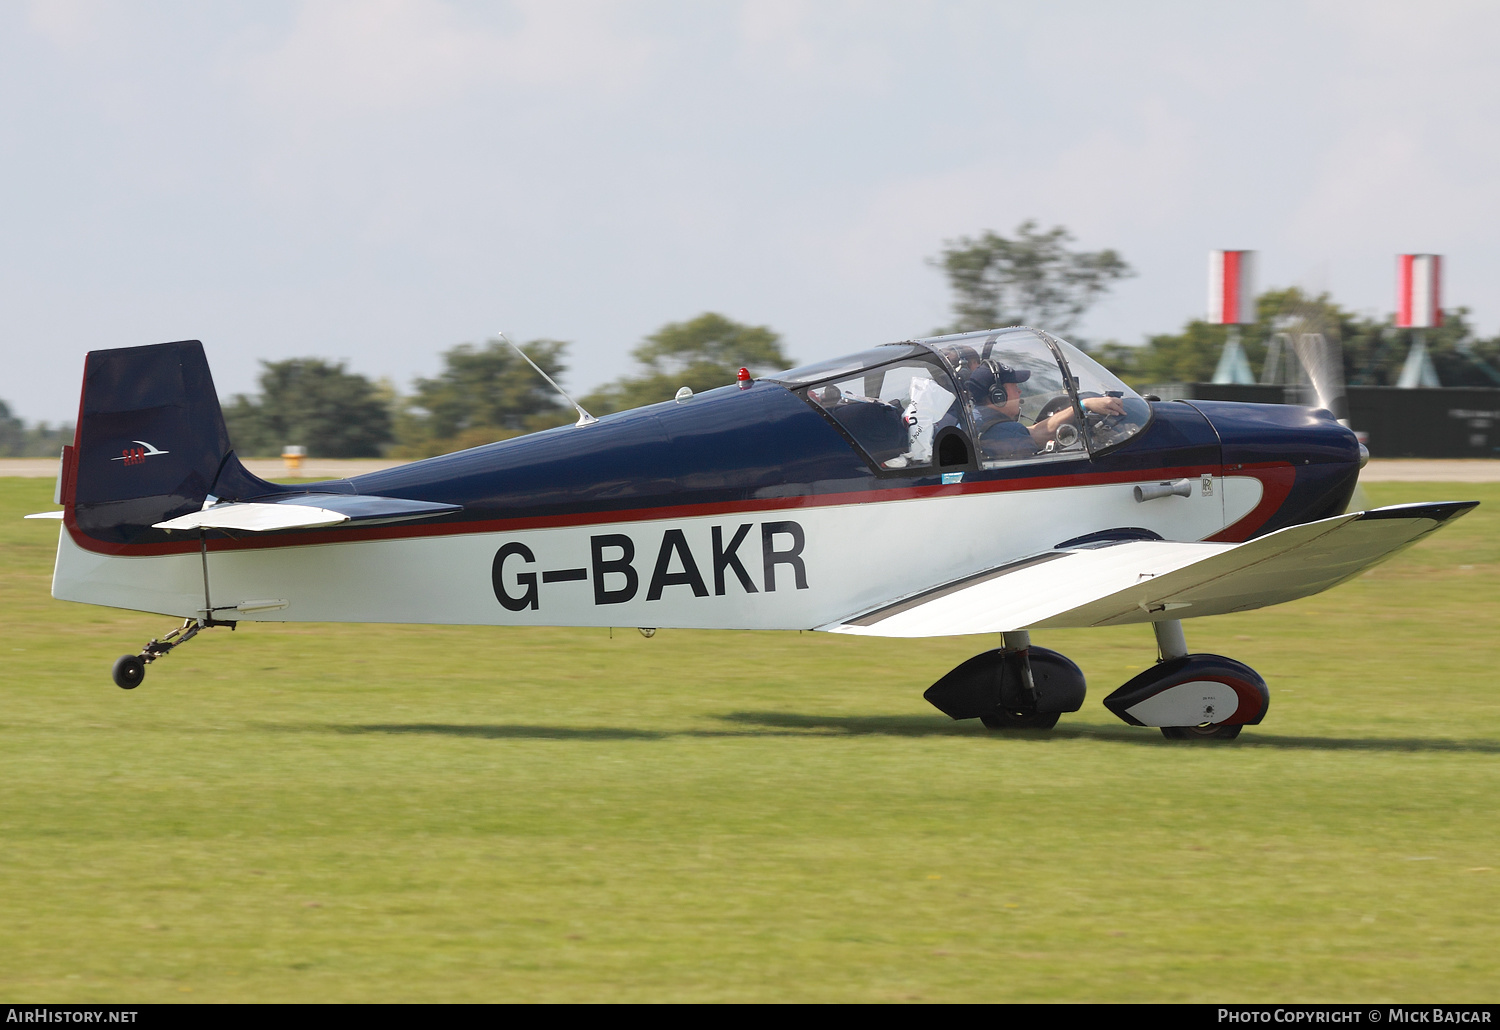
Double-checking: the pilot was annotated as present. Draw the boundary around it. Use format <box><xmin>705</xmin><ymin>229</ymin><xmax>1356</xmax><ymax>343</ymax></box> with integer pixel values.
<box><xmin>964</xmin><ymin>359</ymin><xmax>1126</xmax><ymax>460</ymax></box>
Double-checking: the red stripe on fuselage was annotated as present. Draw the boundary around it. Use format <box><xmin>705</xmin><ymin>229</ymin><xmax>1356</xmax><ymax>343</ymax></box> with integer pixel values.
<box><xmin>1205</xmin><ymin>463</ymin><xmax>1296</xmax><ymax>542</ymax></box>
<box><xmin>65</xmin><ymin>461</ymin><xmax>1297</xmax><ymax>557</ymax></box>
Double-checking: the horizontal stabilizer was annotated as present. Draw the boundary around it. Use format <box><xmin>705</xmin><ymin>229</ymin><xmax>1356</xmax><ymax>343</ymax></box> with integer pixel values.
<box><xmin>24</xmin><ymin>511</ymin><xmax>64</xmax><ymax>520</ymax></box>
<box><xmin>153</xmin><ymin>493</ymin><xmax>461</xmax><ymax>533</ymax></box>
<box><xmin>820</xmin><ymin>501</ymin><xmax>1477</xmax><ymax>638</ymax></box>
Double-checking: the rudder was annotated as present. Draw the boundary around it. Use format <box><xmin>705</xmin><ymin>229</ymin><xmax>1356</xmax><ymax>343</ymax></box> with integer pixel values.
<box><xmin>67</xmin><ymin>340</ymin><xmax>276</xmax><ymax>544</ymax></box>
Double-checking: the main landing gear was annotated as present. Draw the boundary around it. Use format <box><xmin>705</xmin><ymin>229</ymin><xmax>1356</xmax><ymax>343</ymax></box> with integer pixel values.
<box><xmin>923</xmin><ymin>631</ymin><xmax>1086</xmax><ymax>729</ymax></box>
<box><xmin>111</xmin><ymin>616</ymin><xmax>236</xmax><ymax>690</ymax></box>
<box><xmin>923</xmin><ymin>620</ymin><xmax>1269</xmax><ymax>741</ymax></box>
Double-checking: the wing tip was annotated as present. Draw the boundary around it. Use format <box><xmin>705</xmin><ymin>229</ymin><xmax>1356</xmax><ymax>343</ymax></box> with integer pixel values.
<box><xmin>1355</xmin><ymin>500</ymin><xmax>1479</xmax><ymax>524</ymax></box>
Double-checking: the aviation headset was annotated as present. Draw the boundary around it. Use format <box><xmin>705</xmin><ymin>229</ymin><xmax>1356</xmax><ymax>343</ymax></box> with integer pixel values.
<box><xmin>967</xmin><ymin>359</ymin><xmax>1031</xmax><ymax>407</ymax></box>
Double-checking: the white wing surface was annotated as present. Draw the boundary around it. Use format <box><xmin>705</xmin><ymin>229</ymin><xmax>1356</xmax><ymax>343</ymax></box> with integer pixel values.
<box><xmin>820</xmin><ymin>501</ymin><xmax>1476</xmax><ymax>638</ymax></box>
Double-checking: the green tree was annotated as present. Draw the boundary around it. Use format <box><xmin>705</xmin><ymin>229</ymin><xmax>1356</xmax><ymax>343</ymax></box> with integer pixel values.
<box><xmin>0</xmin><ymin>400</ymin><xmax>25</xmax><ymax>457</ymax></box>
<box><xmin>0</xmin><ymin>399</ymin><xmax>74</xmax><ymax>457</ymax></box>
<box><xmin>931</xmin><ymin>220</ymin><xmax>1134</xmax><ymax>336</ymax></box>
<box><xmin>1385</xmin><ymin>309</ymin><xmax>1500</xmax><ymax>388</ymax></box>
<box><xmin>583</xmin><ymin>313</ymin><xmax>792</xmax><ymax>415</ymax></box>
<box><xmin>1095</xmin><ymin>320</ymin><xmax>1233</xmax><ymax>386</ymax></box>
<box><xmin>1097</xmin><ymin>288</ymin><xmax>1373</xmax><ymax>388</ymax></box>
<box><xmin>225</xmin><ymin>359</ymin><xmax>393</xmax><ymax>458</ymax></box>
<box><xmin>396</xmin><ymin>338</ymin><xmax>573</xmax><ymax>456</ymax></box>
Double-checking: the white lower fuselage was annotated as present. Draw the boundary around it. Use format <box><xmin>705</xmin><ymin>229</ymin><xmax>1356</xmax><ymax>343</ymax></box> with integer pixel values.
<box><xmin>54</xmin><ymin>473</ymin><xmax>1263</xmax><ymax>632</ymax></box>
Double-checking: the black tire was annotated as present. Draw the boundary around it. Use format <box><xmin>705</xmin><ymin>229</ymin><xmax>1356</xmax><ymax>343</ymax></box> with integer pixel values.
<box><xmin>1161</xmin><ymin>723</ymin><xmax>1242</xmax><ymax>741</ymax></box>
<box><xmin>980</xmin><ymin>709</ymin><xmax>1060</xmax><ymax>731</ymax></box>
<box><xmin>112</xmin><ymin>654</ymin><xmax>145</xmax><ymax>690</ymax></box>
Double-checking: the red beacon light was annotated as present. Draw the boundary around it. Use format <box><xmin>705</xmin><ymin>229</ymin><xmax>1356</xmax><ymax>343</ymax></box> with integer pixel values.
<box><xmin>736</xmin><ymin>367</ymin><xmax>752</xmax><ymax>389</ymax></box>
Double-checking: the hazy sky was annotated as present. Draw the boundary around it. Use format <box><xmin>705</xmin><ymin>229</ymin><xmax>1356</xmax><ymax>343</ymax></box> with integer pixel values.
<box><xmin>3</xmin><ymin>0</ymin><xmax>1498</xmax><ymax>423</ymax></box>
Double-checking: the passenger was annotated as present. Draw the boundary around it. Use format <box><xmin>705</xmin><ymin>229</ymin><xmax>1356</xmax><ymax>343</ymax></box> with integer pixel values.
<box><xmin>941</xmin><ymin>344</ymin><xmax>982</xmax><ymax>377</ymax></box>
<box><xmin>964</xmin><ymin>359</ymin><xmax>1125</xmax><ymax>459</ymax></box>
<box><xmin>808</xmin><ymin>383</ymin><xmax>909</xmax><ymax>464</ymax></box>
<box><xmin>808</xmin><ymin>384</ymin><xmax>843</xmax><ymax>408</ymax></box>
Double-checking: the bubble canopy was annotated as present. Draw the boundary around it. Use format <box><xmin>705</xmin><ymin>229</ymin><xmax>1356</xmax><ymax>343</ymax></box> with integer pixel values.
<box><xmin>765</xmin><ymin>344</ymin><xmax>930</xmax><ymax>387</ymax></box>
<box><xmin>767</xmin><ymin>328</ymin><xmax>1151</xmax><ymax>468</ymax></box>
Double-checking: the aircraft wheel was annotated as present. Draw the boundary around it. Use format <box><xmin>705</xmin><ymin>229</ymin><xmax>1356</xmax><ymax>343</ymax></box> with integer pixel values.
<box><xmin>1161</xmin><ymin>723</ymin><xmax>1241</xmax><ymax>741</ymax></box>
<box><xmin>980</xmin><ymin>709</ymin><xmax>1060</xmax><ymax>731</ymax></box>
<box><xmin>112</xmin><ymin>655</ymin><xmax>145</xmax><ymax>690</ymax></box>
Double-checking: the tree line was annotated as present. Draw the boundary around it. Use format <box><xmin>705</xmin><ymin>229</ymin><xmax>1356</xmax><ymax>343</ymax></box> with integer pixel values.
<box><xmin>8</xmin><ymin>221</ymin><xmax>1500</xmax><ymax>458</ymax></box>
<box><xmin>1095</xmin><ymin>288</ymin><xmax>1500</xmax><ymax>390</ymax></box>
<box><xmin>0</xmin><ymin>401</ymin><xmax>72</xmax><ymax>458</ymax></box>
<box><xmin>223</xmin><ymin>312</ymin><xmax>794</xmax><ymax>458</ymax></box>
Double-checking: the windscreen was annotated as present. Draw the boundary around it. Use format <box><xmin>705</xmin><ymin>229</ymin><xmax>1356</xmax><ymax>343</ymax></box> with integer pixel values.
<box><xmin>1043</xmin><ymin>333</ymin><xmax>1152</xmax><ymax>453</ymax></box>
<box><xmin>928</xmin><ymin>328</ymin><xmax>1081</xmax><ymax>465</ymax></box>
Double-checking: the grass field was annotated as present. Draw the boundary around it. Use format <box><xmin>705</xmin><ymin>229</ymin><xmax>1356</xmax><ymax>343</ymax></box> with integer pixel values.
<box><xmin>1</xmin><ymin>477</ymin><xmax>1497</xmax><ymax>1003</ymax></box>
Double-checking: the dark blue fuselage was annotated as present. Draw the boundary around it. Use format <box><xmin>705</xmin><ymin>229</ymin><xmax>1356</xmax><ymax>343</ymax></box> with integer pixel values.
<box><xmin>322</xmin><ymin>384</ymin><xmax>1360</xmax><ymax>542</ymax></box>
<box><xmin>66</xmin><ymin>335</ymin><xmax>1362</xmax><ymax>550</ymax></box>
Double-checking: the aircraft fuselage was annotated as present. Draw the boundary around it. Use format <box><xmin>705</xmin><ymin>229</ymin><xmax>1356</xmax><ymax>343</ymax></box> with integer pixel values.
<box><xmin>55</xmin><ymin>378</ymin><xmax>1361</xmax><ymax>630</ymax></box>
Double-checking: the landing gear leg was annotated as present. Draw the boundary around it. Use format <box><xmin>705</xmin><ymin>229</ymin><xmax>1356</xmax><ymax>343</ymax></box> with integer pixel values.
<box><xmin>111</xmin><ymin>615</ymin><xmax>235</xmax><ymax>689</ymax></box>
<box><xmin>980</xmin><ymin>631</ymin><xmax>1060</xmax><ymax>730</ymax></box>
<box><xmin>1154</xmin><ymin>619</ymin><xmax>1187</xmax><ymax>662</ymax></box>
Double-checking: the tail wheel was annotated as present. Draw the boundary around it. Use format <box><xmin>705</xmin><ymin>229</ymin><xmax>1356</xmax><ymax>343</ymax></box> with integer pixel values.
<box><xmin>981</xmin><ymin>709</ymin><xmax>1061</xmax><ymax>731</ymax></box>
<box><xmin>1161</xmin><ymin>723</ymin><xmax>1242</xmax><ymax>741</ymax></box>
<box><xmin>111</xmin><ymin>655</ymin><xmax>145</xmax><ymax>690</ymax></box>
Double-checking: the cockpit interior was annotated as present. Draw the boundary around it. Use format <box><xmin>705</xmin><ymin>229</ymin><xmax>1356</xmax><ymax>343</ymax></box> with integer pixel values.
<box><xmin>769</xmin><ymin>327</ymin><xmax>1151</xmax><ymax>473</ymax></box>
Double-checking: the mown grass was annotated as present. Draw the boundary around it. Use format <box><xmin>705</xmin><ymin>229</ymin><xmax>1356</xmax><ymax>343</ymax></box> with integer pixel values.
<box><xmin>1</xmin><ymin>478</ymin><xmax>1496</xmax><ymax>1002</ymax></box>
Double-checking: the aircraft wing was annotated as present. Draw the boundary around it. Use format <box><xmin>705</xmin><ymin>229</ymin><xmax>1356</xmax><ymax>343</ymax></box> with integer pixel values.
<box><xmin>819</xmin><ymin>501</ymin><xmax>1476</xmax><ymax>638</ymax></box>
<box><xmin>152</xmin><ymin>493</ymin><xmax>461</xmax><ymax>533</ymax></box>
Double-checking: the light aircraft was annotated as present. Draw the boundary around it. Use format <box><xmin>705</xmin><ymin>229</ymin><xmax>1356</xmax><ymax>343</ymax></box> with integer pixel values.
<box><xmin>26</xmin><ymin>327</ymin><xmax>1475</xmax><ymax>740</ymax></box>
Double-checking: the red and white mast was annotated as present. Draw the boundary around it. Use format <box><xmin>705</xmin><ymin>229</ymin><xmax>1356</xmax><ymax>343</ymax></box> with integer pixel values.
<box><xmin>1208</xmin><ymin>250</ymin><xmax>1256</xmax><ymax>384</ymax></box>
<box><xmin>1396</xmin><ymin>254</ymin><xmax>1442</xmax><ymax>330</ymax></box>
<box><xmin>1395</xmin><ymin>254</ymin><xmax>1442</xmax><ymax>388</ymax></box>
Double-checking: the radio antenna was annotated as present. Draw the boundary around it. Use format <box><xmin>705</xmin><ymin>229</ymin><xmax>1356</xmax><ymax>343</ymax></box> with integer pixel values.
<box><xmin>499</xmin><ymin>331</ymin><xmax>597</xmax><ymax>427</ymax></box>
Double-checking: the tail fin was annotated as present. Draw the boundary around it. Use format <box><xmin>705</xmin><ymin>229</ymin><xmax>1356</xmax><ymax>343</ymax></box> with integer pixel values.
<box><xmin>68</xmin><ymin>340</ymin><xmax>278</xmax><ymax>544</ymax></box>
